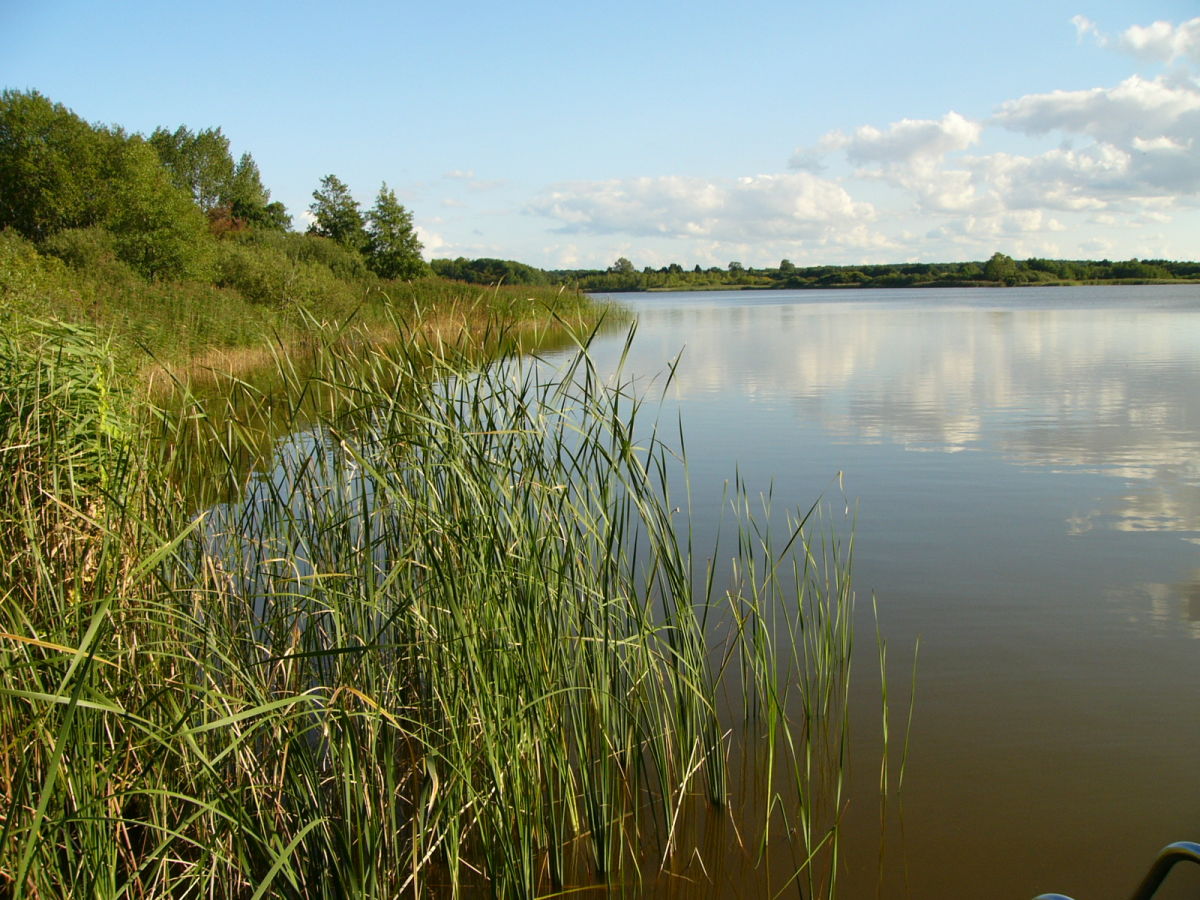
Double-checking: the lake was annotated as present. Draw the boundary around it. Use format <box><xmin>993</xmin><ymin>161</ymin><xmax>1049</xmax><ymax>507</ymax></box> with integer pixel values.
<box><xmin>568</xmin><ymin>286</ymin><xmax>1200</xmax><ymax>899</ymax></box>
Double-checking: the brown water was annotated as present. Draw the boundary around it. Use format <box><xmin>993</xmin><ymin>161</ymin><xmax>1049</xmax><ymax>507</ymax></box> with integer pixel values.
<box><xmin>574</xmin><ymin>285</ymin><xmax>1200</xmax><ymax>899</ymax></box>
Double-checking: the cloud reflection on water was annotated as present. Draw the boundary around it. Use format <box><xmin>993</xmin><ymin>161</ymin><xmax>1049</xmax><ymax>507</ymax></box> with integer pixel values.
<box><xmin>630</xmin><ymin>288</ymin><xmax>1200</xmax><ymax>539</ymax></box>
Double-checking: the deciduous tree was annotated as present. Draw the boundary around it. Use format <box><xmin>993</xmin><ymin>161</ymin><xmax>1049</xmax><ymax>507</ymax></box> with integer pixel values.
<box><xmin>365</xmin><ymin>182</ymin><xmax>425</xmax><ymax>279</ymax></box>
<box><xmin>308</xmin><ymin>174</ymin><xmax>366</xmax><ymax>250</ymax></box>
<box><xmin>984</xmin><ymin>251</ymin><xmax>1017</xmax><ymax>284</ymax></box>
<box><xmin>0</xmin><ymin>89</ymin><xmax>105</xmax><ymax>239</ymax></box>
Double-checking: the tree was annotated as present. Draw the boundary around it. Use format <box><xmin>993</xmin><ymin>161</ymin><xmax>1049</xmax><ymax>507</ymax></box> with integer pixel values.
<box><xmin>365</xmin><ymin>182</ymin><xmax>426</xmax><ymax>279</ymax></box>
<box><xmin>225</xmin><ymin>153</ymin><xmax>288</xmax><ymax>230</ymax></box>
<box><xmin>0</xmin><ymin>91</ymin><xmax>210</xmax><ymax>279</ymax></box>
<box><xmin>983</xmin><ymin>251</ymin><xmax>1017</xmax><ymax>284</ymax></box>
<box><xmin>149</xmin><ymin>128</ymin><xmax>288</xmax><ymax>233</ymax></box>
<box><xmin>308</xmin><ymin>174</ymin><xmax>366</xmax><ymax>250</ymax></box>
<box><xmin>609</xmin><ymin>257</ymin><xmax>635</xmax><ymax>275</ymax></box>
<box><xmin>148</xmin><ymin>125</ymin><xmax>234</xmax><ymax>212</ymax></box>
<box><xmin>0</xmin><ymin>89</ymin><xmax>106</xmax><ymax>239</ymax></box>
<box><xmin>102</xmin><ymin>133</ymin><xmax>212</xmax><ymax>280</ymax></box>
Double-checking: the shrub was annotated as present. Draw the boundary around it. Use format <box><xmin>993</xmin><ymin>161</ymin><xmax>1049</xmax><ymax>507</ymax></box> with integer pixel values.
<box><xmin>213</xmin><ymin>238</ymin><xmax>358</xmax><ymax>309</ymax></box>
<box><xmin>0</xmin><ymin>229</ymin><xmax>75</xmax><ymax>323</ymax></box>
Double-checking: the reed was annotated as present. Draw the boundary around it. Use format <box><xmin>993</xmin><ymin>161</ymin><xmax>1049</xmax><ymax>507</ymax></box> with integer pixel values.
<box><xmin>0</xmin><ymin>309</ymin><xmax>868</xmax><ymax>898</ymax></box>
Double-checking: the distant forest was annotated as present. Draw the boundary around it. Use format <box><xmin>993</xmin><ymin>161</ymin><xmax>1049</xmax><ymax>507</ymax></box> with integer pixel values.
<box><xmin>432</xmin><ymin>253</ymin><xmax>1200</xmax><ymax>292</ymax></box>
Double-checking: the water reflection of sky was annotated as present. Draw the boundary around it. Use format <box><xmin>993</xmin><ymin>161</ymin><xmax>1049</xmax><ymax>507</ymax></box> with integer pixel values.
<box><xmin>573</xmin><ymin>286</ymin><xmax>1200</xmax><ymax>897</ymax></box>
<box><xmin>593</xmin><ymin>286</ymin><xmax>1200</xmax><ymax>544</ymax></box>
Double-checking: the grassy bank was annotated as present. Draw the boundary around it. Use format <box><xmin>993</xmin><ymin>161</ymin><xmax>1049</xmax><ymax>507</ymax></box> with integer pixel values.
<box><xmin>0</xmin><ymin>227</ymin><xmax>608</xmax><ymax>387</ymax></box>
<box><xmin>0</xmin><ymin>304</ymin><xmax>869</xmax><ymax>897</ymax></box>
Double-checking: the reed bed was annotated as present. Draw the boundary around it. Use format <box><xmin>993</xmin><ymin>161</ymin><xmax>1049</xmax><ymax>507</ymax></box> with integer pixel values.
<box><xmin>1</xmin><ymin>312</ymin><xmax>866</xmax><ymax>898</ymax></box>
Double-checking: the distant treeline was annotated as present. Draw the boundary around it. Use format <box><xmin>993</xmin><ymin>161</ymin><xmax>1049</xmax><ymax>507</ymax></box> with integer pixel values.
<box><xmin>431</xmin><ymin>253</ymin><xmax>1200</xmax><ymax>292</ymax></box>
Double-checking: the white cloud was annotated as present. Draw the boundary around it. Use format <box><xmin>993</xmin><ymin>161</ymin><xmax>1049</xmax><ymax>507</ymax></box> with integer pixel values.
<box><xmin>1072</xmin><ymin>15</ymin><xmax>1102</xmax><ymax>44</ymax></box>
<box><xmin>550</xmin><ymin>243</ymin><xmax>581</xmax><ymax>267</ymax></box>
<box><xmin>1081</xmin><ymin>237</ymin><xmax>1115</xmax><ymax>254</ymax></box>
<box><xmin>990</xmin><ymin>74</ymin><xmax>1200</xmax><ymax>200</ymax></box>
<box><xmin>822</xmin><ymin>111</ymin><xmax>982</xmax><ymax>165</ymax></box>
<box><xmin>415</xmin><ymin>226</ymin><xmax>445</xmax><ymax>258</ymax></box>
<box><xmin>797</xmin><ymin>113</ymin><xmax>989</xmax><ymax>215</ymax></box>
<box><xmin>530</xmin><ymin>172</ymin><xmax>877</xmax><ymax>243</ymax></box>
<box><xmin>1071</xmin><ymin>16</ymin><xmax>1200</xmax><ymax>64</ymax></box>
<box><xmin>506</xmin><ymin>15</ymin><xmax>1200</xmax><ymax>266</ymax></box>
<box><xmin>992</xmin><ymin>74</ymin><xmax>1200</xmax><ymax>147</ymax></box>
<box><xmin>1117</xmin><ymin>18</ymin><xmax>1200</xmax><ymax>64</ymax></box>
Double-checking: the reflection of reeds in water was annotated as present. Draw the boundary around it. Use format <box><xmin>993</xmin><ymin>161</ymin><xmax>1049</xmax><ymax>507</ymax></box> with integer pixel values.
<box><xmin>0</xmin><ymin>314</ymin><xmax>883</xmax><ymax>898</ymax></box>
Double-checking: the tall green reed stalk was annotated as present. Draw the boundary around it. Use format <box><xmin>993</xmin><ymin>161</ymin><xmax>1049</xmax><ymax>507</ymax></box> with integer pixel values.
<box><xmin>1</xmin><ymin>311</ymin><xmax>870</xmax><ymax>898</ymax></box>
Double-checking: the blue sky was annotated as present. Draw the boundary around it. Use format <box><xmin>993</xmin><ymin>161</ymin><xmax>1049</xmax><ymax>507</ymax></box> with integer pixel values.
<box><xmin>3</xmin><ymin>0</ymin><xmax>1198</xmax><ymax>269</ymax></box>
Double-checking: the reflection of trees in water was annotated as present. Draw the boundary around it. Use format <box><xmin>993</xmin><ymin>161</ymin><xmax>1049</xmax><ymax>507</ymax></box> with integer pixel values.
<box><xmin>1141</xmin><ymin>572</ymin><xmax>1200</xmax><ymax>637</ymax></box>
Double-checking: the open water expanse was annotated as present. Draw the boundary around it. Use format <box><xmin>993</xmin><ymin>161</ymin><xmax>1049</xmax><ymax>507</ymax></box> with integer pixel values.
<box><xmin>572</xmin><ymin>286</ymin><xmax>1200</xmax><ymax>899</ymax></box>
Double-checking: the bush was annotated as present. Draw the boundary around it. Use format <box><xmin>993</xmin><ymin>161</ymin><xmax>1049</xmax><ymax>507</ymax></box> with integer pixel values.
<box><xmin>213</xmin><ymin>238</ymin><xmax>358</xmax><ymax>309</ymax></box>
<box><xmin>0</xmin><ymin>229</ymin><xmax>75</xmax><ymax>323</ymax></box>
<box><xmin>41</xmin><ymin>225</ymin><xmax>142</xmax><ymax>288</ymax></box>
<box><xmin>233</xmin><ymin>230</ymin><xmax>373</xmax><ymax>283</ymax></box>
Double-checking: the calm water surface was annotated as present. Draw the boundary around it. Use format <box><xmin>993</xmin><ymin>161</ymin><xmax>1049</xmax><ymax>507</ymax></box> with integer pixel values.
<box><xmin>571</xmin><ymin>286</ymin><xmax>1200</xmax><ymax>899</ymax></box>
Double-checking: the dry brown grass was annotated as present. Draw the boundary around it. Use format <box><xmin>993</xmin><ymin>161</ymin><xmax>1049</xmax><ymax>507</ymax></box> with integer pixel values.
<box><xmin>139</xmin><ymin>299</ymin><xmax>612</xmax><ymax>397</ymax></box>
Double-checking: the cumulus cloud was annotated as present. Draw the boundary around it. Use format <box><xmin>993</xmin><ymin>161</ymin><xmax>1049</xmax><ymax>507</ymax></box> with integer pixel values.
<box><xmin>1120</xmin><ymin>19</ymin><xmax>1200</xmax><ymax>63</ymax></box>
<box><xmin>414</xmin><ymin>226</ymin><xmax>445</xmax><ymax>257</ymax></box>
<box><xmin>784</xmin><ymin>28</ymin><xmax>1200</xmax><ymax>257</ymax></box>
<box><xmin>529</xmin><ymin>172</ymin><xmax>877</xmax><ymax>243</ymax></box>
<box><xmin>821</xmin><ymin>111</ymin><xmax>982</xmax><ymax>165</ymax></box>
<box><xmin>993</xmin><ymin>74</ymin><xmax>1200</xmax><ymax>146</ymax></box>
<box><xmin>1072</xmin><ymin>16</ymin><xmax>1200</xmax><ymax>64</ymax></box>
<box><xmin>991</xmin><ymin>73</ymin><xmax>1200</xmax><ymax>199</ymax></box>
<box><xmin>517</xmin><ymin>15</ymin><xmax>1199</xmax><ymax>264</ymax></box>
<box><xmin>797</xmin><ymin>112</ymin><xmax>988</xmax><ymax>214</ymax></box>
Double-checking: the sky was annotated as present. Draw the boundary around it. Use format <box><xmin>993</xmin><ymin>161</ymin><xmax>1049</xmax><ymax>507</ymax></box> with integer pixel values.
<box><xmin>2</xmin><ymin>0</ymin><xmax>1199</xmax><ymax>270</ymax></box>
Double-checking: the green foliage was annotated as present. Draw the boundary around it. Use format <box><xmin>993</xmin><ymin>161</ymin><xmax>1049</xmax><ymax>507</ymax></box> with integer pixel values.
<box><xmin>0</xmin><ymin>91</ymin><xmax>214</xmax><ymax>280</ymax></box>
<box><xmin>40</xmin><ymin>226</ymin><xmax>143</xmax><ymax>298</ymax></box>
<box><xmin>430</xmin><ymin>256</ymin><xmax>548</xmax><ymax>286</ymax></box>
<box><xmin>364</xmin><ymin>182</ymin><xmax>427</xmax><ymax>280</ymax></box>
<box><xmin>213</xmin><ymin>237</ymin><xmax>359</xmax><ymax>309</ymax></box>
<box><xmin>0</xmin><ymin>321</ymin><xmax>129</xmax><ymax>501</ymax></box>
<box><xmin>0</xmin><ymin>324</ymin><xmax>858</xmax><ymax>897</ymax></box>
<box><xmin>227</xmin><ymin>153</ymin><xmax>289</xmax><ymax>229</ymax></box>
<box><xmin>0</xmin><ymin>229</ymin><xmax>75</xmax><ymax>324</ymax></box>
<box><xmin>554</xmin><ymin>253</ymin><xmax>1200</xmax><ymax>292</ymax></box>
<box><xmin>234</xmin><ymin>228</ymin><xmax>372</xmax><ymax>282</ymax></box>
<box><xmin>983</xmin><ymin>251</ymin><xmax>1018</xmax><ymax>284</ymax></box>
<box><xmin>40</xmin><ymin>225</ymin><xmax>121</xmax><ymax>271</ymax></box>
<box><xmin>148</xmin><ymin>125</ymin><xmax>235</xmax><ymax>212</ymax></box>
<box><xmin>0</xmin><ymin>90</ymin><xmax>106</xmax><ymax>240</ymax></box>
<box><xmin>101</xmin><ymin>135</ymin><xmax>214</xmax><ymax>281</ymax></box>
<box><xmin>150</xmin><ymin>128</ymin><xmax>288</xmax><ymax>232</ymax></box>
<box><xmin>308</xmin><ymin>173</ymin><xmax>366</xmax><ymax>251</ymax></box>
<box><xmin>1110</xmin><ymin>258</ymin><xmax>1172</xmax><ymax>280</ymax></box>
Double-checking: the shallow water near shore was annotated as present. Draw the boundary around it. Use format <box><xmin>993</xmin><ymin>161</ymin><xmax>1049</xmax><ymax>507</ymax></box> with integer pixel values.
<box><xmin>570</xmin><ymin>285</ymin><xmax>1200</xmax><ymax>899</ymax></box>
